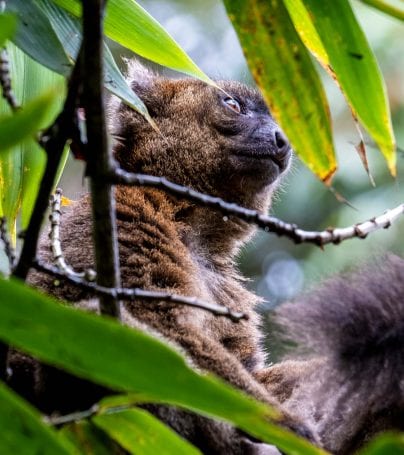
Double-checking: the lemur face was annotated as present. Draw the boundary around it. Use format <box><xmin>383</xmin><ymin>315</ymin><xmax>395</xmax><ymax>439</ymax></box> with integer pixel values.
<box><xmin>111</xmin><ymin>63</ymin><xmax>291</xmax><ymax>209</ymax></box>
<box><xmin>212</xmin><ymin>80</ymin><xmax>292</xmax><ymax>185</ymax></box>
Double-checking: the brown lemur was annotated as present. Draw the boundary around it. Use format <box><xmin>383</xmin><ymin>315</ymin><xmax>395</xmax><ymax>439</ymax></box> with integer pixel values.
<box><xmin>9</xmin><ymin>62</ymin><xmax>404</xmax><ymax>454</ymax></box>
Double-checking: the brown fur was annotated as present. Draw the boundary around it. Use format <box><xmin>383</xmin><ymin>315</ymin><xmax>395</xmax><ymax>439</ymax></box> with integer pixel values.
<box><xmin>16</xmin><ymin>63</ymin><xmax>301</xmax><ymax>454</ymax></box>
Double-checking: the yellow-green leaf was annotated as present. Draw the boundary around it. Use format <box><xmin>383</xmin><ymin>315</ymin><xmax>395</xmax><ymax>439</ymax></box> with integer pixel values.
<box><xmin>52</xmin><ymin>0</ymin><xmax>215</xmax><ymax>86</ymax></box>
<box><xmin>0</xmin><ymin>13</ymin><xmax>17</xmax><ymax>47</ymax></box>
<box><xmin>224</xmin><ymin>0</ymin><xmax>336</xmax><ymax>182</ymax></box>
<box><xmin>285</xmin><ymin>0</ymin><xmax>396</xmax><ymax>175</ymax></box>
<box><xmin>0</xmin><ymin>382</ymin><xmax>74</xmax><ymax>455</ymax></box>
<box><xmin>0</xmin><ymin>93</ymin><xmax>58</xmax><ymax>153</ymax></box>
<box><xmin>0</xmin><ymin>277</ymin><xmax>324</xmax><ymax>455</ymax></box>
<box><xmin>358</xmin><ymin>433</ymin><xmax>404</xmax><ymax>455</ymax></box>
<box><xmin>93</xmin><ymin>408</ymin><xmax>201</xmax><ymax>455</ymax></box>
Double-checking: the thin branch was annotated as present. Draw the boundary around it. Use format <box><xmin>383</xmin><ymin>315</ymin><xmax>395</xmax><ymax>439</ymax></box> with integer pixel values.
<box><xmin>359</xmin><ymin>0</ymin><xmax>404</xmax><ymax>21</ymax></box>
<box><xmin>49</xmin><ymin>189</ymin><xmax>96</xmax><ymax>281</ymax></box>
<box><xmin>111</xmin><ymin>168</ymin><xmax>404</xmax><ymax>247</ymax></box>
<box><xmin>0</xmin><ymin>1</ymin><xmax>18</xmax><ymax>111</ymax></box>
<box><xmin>32</xmin><ymin>259</ymin><xmax>247</xmax><ymax>322</ymax></box>
<box><xmin>13</xmin><ymin>49</ymin><xmax>83</xmax><ymax>280</ymax></box>
<box><xmin>44</xmin><ymin>402</ymin><xmax>137</xmax><ymax>426</ymax></box>
<box><xmin>82</xmin><ymin>0</ymin><xmax>121</xmax><ymax>319</ymax></box>
<box><xmin>0</xmin><ymin>48</ymin><xmax>19</xmax><ymax>111</ymax></box>
<box><xmin>0</xmin><ymin>217</ymin><xmax>16</xmax><ymax>269</ymax></box>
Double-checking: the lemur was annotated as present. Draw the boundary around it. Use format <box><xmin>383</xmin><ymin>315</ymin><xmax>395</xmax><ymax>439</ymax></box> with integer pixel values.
<box><xmin>9</xmin><ymin>62</ymin><xmax>404</xmax><ymax>454</ymax></box>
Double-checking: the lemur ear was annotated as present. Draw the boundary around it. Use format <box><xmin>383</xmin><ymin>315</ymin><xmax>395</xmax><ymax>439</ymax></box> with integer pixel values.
<box><xmin>127</xmin><ymin>60</ymin><xmax>161</xmax><ymax>97</ymax></box>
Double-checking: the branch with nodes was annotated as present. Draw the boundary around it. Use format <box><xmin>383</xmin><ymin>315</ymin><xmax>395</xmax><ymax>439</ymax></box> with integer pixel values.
<box><xmin>0</xmin><ymin>217</ymin><xmax>16</xmax><ymax>269</ymax></box>
<box><xmin>33</xmin><ymin>260</ymin><xmax>247</xmax><ymax>322</ymax></box>
<box><xmin>0</xmin><ymin>1</ymin><xmax>19</xmax><ymax>111</ymax></box>
<box><xmin>49</xmin><ymin>189</ymin><xmax>96</xmax><ymax>281</ymax></box>
<box><xmin>43</xmin><ymin>401</ymin><xmax>135</xmax><ymax>426</ymax></box>
<box><xmin>0</xmin><ymin>47</ymin><xmax>19</xmax><ymax>111</ymax></box>
<box><xmin>110</xmin><ymin>168</ymin><xmax>404</xmax><ymax>246</ymax></box>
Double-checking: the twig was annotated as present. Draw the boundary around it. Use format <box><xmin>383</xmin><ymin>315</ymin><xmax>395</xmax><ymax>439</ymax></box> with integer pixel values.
<box><xmin>49</xmin><ymin>189</ymin><xmax>96</xmax><ymax>281</ymax></box>
<box><xmin>32</xmin><ymin>259</ymin><xmax>247</xmax><ymax>322</ymax></box>
<box><xmin>0</xmin><ymin>48</ymin><xmax>19</xmax><ymax>111</ymax></box>
<box><xmin>111</xmin><ymin>168</ymin><xmax>404</xmax><ymax>247</ymax></box>
<box><xmin>0</xmin><ymin>217</ymin><xmax>16</xmax><ymax>269</ymax></box>
<box><xmin>44</xmin><ymin>404</ymin><xmax>99</xmax><ymax>426</ymax></box>
<box><xmin>13</xmin><ymin>48</ymin><xmax>83</xmax><ymax>280</ymax></box>
<box><xmin>359</xmin><ymin>0</ymin><xmax>404</xmax><ymax>22</ymax></box>
<box><xmin>82</xmin><ymin>0</ymin><xmax>121</xmax><ymax>319</ymax></box>
<box><xmin>0</xmin><ymin>1</ymin><xmax>18</xmax><ymax>111</ymax></box>
<box><xmin>44</xmin><ymin>402</ymin><xmax>135</xmax><ymax>426</ymax></box>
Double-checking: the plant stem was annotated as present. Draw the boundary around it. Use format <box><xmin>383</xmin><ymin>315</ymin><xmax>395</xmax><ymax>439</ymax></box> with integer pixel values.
<box><xmin>82</xmin><ymin>0</ymin><xmax>121</xmax><ymax>319</ymax></box>
<box><xmin>359</xmin><ymin>0</ymin><xmax>404</xmax><ymax>21</ymax></box>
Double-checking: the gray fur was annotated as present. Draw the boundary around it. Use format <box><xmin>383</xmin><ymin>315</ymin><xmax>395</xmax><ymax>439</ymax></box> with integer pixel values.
<box><xmin>276</xmin><ymin>254</ymin><xmax>404</xmax><ymax>453</ymax></box>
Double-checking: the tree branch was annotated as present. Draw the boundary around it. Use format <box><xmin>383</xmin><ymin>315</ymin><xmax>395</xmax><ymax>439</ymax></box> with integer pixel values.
<box><xmin>0</xmin><ymin>217</ymin><xmax>16</xmax><ymax>269</ymax></box>
<box><xmin>359</xmin><ymin>0</ymin><xmax>404</xmax><ymax>22</ymax></box>
<box><xmin>111</xmin><ymin>168</ymin><xmax>404</xmax><ymax>246</ymax></box>
<box><xmin>32</xmin><ymin>259</ymin><xmax>247</xmax><ymax>322</ymax></box>
<box><xmin>0</xmin><ymin>48</ymin><xmax>19</xmax><ymax>111</ymax></box>
<box><xmin>49</xmin><ymin>189</ymin><xmax>96</xmax><ymax>281</ymax></box>
<box><xmin>82</xmin><ymin>0</ymin><xmax>121</xmax><ymax>319</ymax></box>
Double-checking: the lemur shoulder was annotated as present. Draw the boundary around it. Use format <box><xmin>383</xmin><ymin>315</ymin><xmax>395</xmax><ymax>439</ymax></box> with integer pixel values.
<box><xmin>12</xmin><ymin>62</ymin><xmax>404</xmax><ymax>454</ymax></box>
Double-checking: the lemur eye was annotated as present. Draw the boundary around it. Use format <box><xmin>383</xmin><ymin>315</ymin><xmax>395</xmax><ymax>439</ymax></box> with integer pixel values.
<box><xmin>223</xmin><ymin>97</ymin><xmax>241</xmax><ymax>114</ymax></box>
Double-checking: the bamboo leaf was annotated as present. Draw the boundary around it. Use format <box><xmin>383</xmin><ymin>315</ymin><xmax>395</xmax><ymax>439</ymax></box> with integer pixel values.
<box><xmin>38</xmin><ymin>0</ymin><xmax>151</xmax><ymax>120</ymax></box>
<box><xmin>224</xmin><ymin>0</ymin><xmax>336</xmax><ymax>182</ymax></box>
<box><xmin>284</xmin><ymin>0</ymin><xmax>396</xmax><ymax>175</ymax></box>
<box><xmin>358</xmin><ymin>433</ymin><xmax>404</xmax><ymax>454</ymax></box>
<box><xmin>0</xmin><ymin>13</ymin><xmax>17</xmax><ymax>47</ymax></box>
<box><xmin>0</xmin><ymin>44</ymin><xmax>66</xmax><ymax>234</ymax></box>
<box><xmin>60</xmin><ymin>421</ymin><xmax>118</xmax><ymax>455</ymax></box>
<box><xmin>93</xmin><ymin>408</ymin><xmax>201</xmax><ymax>455</ymax></box>
<box><xmin>0</xmin><ymin>381</ymin><xmax>74</xmax><ymax>455</ymax></box>
<box><xmin>0</xmin><ymin>277</ymin><xmax>324</xmax><ymax>455</ymax></box>
<box><xmin>5</xmin><ymin>0</ymin><xmax>72</xmax><ymax>75</ymax></box>
<box><xmin>52</xmin><ymin>0</ymin><xmax>215</xmax><ymax>86</ymax></box>
<box><xmin>0</xmin><ymin>91</ymin><xmax>58</xmax><ymax>153</ymax></box>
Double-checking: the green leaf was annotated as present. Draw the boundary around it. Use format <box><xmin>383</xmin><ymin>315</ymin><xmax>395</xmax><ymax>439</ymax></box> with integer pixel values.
<box><xmin>0</xmin><ymin>381</ymin><xmax>74</xmax><ymax>455</ymax></box>
<box><xmin>60</xmin><ymin>421</ymin><xmax>118</xmax><ymax>455</ymax></box>
<box><xmin>0</xmin><ymin>13</ymin><xmax>17</xmax><ymax>47</ymax></box>
<box><xmin>0</xmin><ymin>91</ymin><xmax>58</xmax><ymax>152</ymax></box>
<box><xmin>0</xmin><ymin>44</ymin><xmax>66</xmax><ymax>234</ymax></box>
<box><xmin>224</xmin><ymin>0</ymin><xmax>336</xmax><ymax>182</ymax></box>
<box><xmin>0</xmin><ymin>277</ymin><xmax>324</xmax><ymax>455</ymax></box>
<box><xmin>93</xmin><ymin>408</ymin><xmax>201</xmax><ymax>455</ymax></box>
<box><xmin>38</xmin><ymin>0</ymin><xmax>151</xmax><ymax>120</ymax></box>
<box><xmin>358</xmin><ymin>433</ymin><xmax>404</xmax><ymax>454</ymax></box>
<box><xmin>284</xmin><ymin>0</ymin><xmax>396</xmax><ymax>175</ymax></box>
<box><xmin>6</xmin><ymin>0</ymin><xmax>72</xmax><ymax>75</ymax></box>
<box><xmin>52</xmin><ymin>0</ymin><xmax>215</xmax><ymax>86</ymax></box>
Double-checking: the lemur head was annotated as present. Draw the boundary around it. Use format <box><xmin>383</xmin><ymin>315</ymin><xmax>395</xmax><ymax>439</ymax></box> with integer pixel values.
<box><xmin>110</xmin><ymin>61</ymin><xmax>291</xmax><ymax>211</ymax></box>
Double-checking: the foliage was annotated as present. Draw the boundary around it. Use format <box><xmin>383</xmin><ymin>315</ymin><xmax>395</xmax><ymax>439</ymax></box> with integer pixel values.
<box><xmin>0</xmin><ymin>0</ymin><xmax>403</xmax><ymax>454</ymax></box>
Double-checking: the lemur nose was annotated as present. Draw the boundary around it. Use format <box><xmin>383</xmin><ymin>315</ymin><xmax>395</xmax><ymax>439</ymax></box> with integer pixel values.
<box><xmin>274</xmin><ymin>129</ymin><xmax>290</xmax><ymax>157</ymax></box>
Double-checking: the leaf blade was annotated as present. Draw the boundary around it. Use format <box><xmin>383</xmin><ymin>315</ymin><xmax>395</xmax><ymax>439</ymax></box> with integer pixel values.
<box><xmin>0</xmin><ymin>90</ymin><xmax>58</xmax><ymax>153</ymax></box>
<box><xmin>0</xmin><ymin>277</ymin><xmax>324</xmax><ymax>455</ymax></box>
<box><xmin>93</xmin><ymin>408</ymin><xmax>201</xmax><ymax>455</ymax></box>
<box><xmin>38</xmin><ymin>0</ymin><xmax>151</xmax><ymax>119</ymax></box>
<box><xmin>6</xmin><ymin>0</ymin><xmax>72</xmax><ymax>75</ymax></box>
<box><xmin>286</xmin><ymin>0</ymin><xmax>396</xmax><ymax>174</ymax></box>
<box><xmin>52</xmin><ymin>0</ymin><xmax>215</xmax><ymax>85</ymax></box>
<box><xmin>0</xmin><ymin>13</ymin><xmax>17</xmax><ymax>47</ymax></box>
<box><xmin>224</xmin><ymin>0</ymin><xmax>336</xmax><ymax>182</ymax></box>
<box><xmin>0</xmin><ymin>382</ymin><xmax>74</xmax><ymax>455</ymax></box>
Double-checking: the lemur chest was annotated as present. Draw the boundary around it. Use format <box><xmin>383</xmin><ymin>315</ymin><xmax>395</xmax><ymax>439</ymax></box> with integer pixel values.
<box><xmin>190</xmin><ymin>253</ymin><xmax>265</xmax><ymax>372</ymax></box>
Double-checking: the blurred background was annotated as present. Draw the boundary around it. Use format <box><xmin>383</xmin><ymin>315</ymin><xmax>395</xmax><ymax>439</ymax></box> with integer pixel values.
<box><xmin>59</xmin><ymin>1</ymin><xmax>404</xmax><ymax>326</ymax></box>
